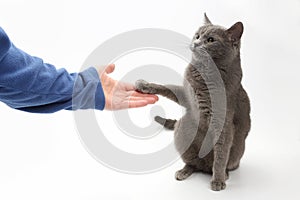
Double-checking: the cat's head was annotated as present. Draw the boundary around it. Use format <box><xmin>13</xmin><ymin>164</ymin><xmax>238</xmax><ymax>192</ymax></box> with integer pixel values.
<box><xmin>190</xmin><ymin>13</ymin><xmax>243</xmax><ymax>64</ymax></box>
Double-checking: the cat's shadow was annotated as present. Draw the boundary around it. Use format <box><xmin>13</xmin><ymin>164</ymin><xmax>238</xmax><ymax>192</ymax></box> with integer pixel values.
<box><xmin>172</xmin><ymin>171</ymin><xmax>213</xmax><ymax>192</ymax></box>
<box><xmin>172</xmin><ymin>163</ymin><xmax>264</xmax><ymax>192</ymax></box>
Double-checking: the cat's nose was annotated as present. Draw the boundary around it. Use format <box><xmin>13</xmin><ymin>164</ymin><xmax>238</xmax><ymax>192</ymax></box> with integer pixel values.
<box><xmin>190</xmin><ymin>43</ymin><xmax>196</xmax><ymax>51</ymax></box>
<box><xmin>190</xmin><ymin>42</ymin><xmax>200</xmax><ymax>51</ymax></box>
<box><xmin>190</xmin><ymin>40</ymin><xmax>202</xmax><ymax>51</ymax></box>
<box><xmin>192</xmin><ymin>40</ymin><xmax>201</xmax><ymax>49</ymax></box>
<box><xmin>193</xmin><ymin>40</ymin><xmax>201</xmax><ymax>47</ymax></box>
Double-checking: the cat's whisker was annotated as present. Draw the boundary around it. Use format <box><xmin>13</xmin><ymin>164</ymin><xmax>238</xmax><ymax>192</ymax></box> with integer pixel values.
<box><xmin>173</xmin><ymin>43</ymin><xmax>192</xmax><ymax>49</ymax></box>
<box><xmin>177</xmin><ymin>42</ymin><xmax>192</xmax><ymax>46</ymax></box>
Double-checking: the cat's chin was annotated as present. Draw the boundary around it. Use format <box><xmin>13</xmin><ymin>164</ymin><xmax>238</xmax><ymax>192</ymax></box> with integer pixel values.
<box><xmin>191</xmin><ymin>54</ymin><xmax>204</xmax><ymax>66</ymax></box>
<box><xmin>190</xmin><ymin>46</ymin><xmax>204</xmax><ymax>53</ymax></box>
<box><xmin>189</xmin><ymin>45</ymin><xmax>196</xmax><ymax>52</ymax></box>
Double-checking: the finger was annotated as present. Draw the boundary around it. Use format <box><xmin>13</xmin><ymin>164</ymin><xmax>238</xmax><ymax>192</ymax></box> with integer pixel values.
<box><xmin>116</xmin><ymin>98</ymin><xmax>157</xmax><ymax>110</ymax></box>
<box><xmin>115</xmin><ymin>100</ymin><xmax>147</xmax><ymax>110</ymax></box>
<box><xmin>127</xmin><ymin>96</ymin><xmax>159</xmax><ymax>104</ymax></box>
<box><xmin>105</xmin><ymin>64</ymin><xmax>115</xmax><ymax>74</ymax></box>
<box><xmin>127</xmin><ymin>100</ymin><xmax>152</xmax><ymax>109</ymax></box>
<box><xmin>127</xmin><ymin>96</ymin><xmax>158</xmax><ymax>103</ymax></box>
<box><xmin>130</xmin><ymin>91</ymin><xmax>159</xmax><ymax>100</ymax></box>
<box><xmin>131</xmin><ymin>95</ymin><xmax>158</xmax><ymax>104</ymax></box>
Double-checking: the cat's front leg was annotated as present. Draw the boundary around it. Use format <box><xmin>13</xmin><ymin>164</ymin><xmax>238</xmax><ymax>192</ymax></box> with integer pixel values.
<box><xmin>135</xmin><ymin>79</ymin><xmax>186</xmax><ymax>106</ymax></box>
<box><xmin>175</xmin><ymin>164</ymin><xmax>195</xmax><ymax>181</ymax></box>
<box><xmin>135</xmin><ymin>80</ymin><xmax>159</xmax><ymax>94</ymax></box>
<box><xmin>211</xmin><ymin>125</ymin><xmax>234</xmax><ymax>191</ymax></box>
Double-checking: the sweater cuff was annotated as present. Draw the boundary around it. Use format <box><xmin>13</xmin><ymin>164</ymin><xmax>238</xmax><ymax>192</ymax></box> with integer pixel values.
<box><xmin>93</xmin><ymin>68</ymin><xmax>106</xmax><ymax>110</ymax></box>
<box><xmin>75</xmin><ymin>67</ymin><xmax>105</xmax><ymax>110</ymax></box>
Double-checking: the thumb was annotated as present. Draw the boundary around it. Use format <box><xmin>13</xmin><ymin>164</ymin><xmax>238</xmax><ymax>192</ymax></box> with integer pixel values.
<box><xmin>105</xmin><ymin>64</ymin><xmax>115</xmax><ymax>74</ymax></box>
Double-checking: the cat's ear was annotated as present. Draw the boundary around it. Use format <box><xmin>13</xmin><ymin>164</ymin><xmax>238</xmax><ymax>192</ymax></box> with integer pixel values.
<box><xmin>226</xmin><ymin>22</ymin><xmax>244</xmax><ymax>42</ymax></box>
<box><xmin>204</xmin><ymin>13</ymin><xmax>212</xmax><ymax>25</ymax></box>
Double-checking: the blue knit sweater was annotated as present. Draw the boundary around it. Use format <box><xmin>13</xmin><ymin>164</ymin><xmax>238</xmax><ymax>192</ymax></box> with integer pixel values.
<box><xmin>0</xmin><ymin>27</ymin><xmax>105</xmax><ymax>113</ymax></box>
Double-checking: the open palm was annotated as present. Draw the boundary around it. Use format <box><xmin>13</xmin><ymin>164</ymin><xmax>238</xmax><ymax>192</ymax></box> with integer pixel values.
<box><xmin>98</xmin><ymin>64</ymin><xmax>158</xmax><ymax>110</ymax></box>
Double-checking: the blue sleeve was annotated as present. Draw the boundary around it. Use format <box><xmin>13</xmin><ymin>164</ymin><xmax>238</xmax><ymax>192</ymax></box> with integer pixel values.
<box><xmin>0</xmin><ymin>27</ymin><xmax>105</xmax><ymax>113</ymax></box>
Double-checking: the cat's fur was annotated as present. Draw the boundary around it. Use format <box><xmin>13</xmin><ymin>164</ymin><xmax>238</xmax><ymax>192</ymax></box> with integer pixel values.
<box><xmin>135</xmin><ymin>14</ymin><xmax>251</xmax><ymax>191</ymax></box>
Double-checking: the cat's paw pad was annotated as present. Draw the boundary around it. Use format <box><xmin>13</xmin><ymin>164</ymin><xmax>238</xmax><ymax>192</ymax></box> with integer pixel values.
<box><xmin>135</xmin><ymin>79</ymin><xmax>152</xmax><ymax>94</ymax></box>
<box><xmin>175</xmin><ymin>168</ymin><xmax>193</xmax><ymax>181</ymax></box>
<box><xmin>210</xmin><ymin>180</ymin><xmax>226</xmax><ymax>191</ymax></box>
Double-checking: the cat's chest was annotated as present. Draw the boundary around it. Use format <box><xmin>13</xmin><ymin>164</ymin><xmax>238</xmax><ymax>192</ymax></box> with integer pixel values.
<box><xmin>192</xmin><ymin>88</ymin><xmax>211</xmax><ymax>115</ymax></box>
<box><xmin>184</xmin><ymin>77</ymin><xmax>211</xmax><ymax>114</ymax></box>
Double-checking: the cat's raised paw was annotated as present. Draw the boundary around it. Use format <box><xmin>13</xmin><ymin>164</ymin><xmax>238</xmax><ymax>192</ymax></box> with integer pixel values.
<box><xmin>135</xmin><ymin>79</ymin><xmax>152</xmax><ymax>94</ymax></box>
<box><xmin>210</xmin><ymin>180</ymin><xmax>226</xmax><ymax>191</ymax></box>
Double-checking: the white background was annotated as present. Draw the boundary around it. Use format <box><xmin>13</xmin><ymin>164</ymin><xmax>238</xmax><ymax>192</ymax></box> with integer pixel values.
<box><xmin>1</xmin><ymin>0</ymin><xmax>300</xmax><ymax>199</ymax></box>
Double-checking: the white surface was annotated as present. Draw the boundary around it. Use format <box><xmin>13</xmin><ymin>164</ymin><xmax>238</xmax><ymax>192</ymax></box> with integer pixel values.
<box><xmin>1</xmin><ymin>0</ymin><xmax>300</xmax><ymax>199</ymax></box>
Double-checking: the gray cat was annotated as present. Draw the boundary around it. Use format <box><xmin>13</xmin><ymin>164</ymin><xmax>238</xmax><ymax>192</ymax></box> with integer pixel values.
<box><xmin>135</xmin><ymin>14</ymin><xmax>250</xmax><ymax>191</ymax></box>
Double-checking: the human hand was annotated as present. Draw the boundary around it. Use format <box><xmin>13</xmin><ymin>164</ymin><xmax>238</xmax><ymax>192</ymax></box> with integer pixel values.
<box><xmin>98</xmin><ymin>64</ymin><xmax>159</xmax><ymax>110</ymax></box>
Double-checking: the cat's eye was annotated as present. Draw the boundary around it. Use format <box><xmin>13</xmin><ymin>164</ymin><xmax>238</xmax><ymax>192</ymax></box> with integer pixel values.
<box><xmin>207</xmin><ymin>37</ymin><xmax>215</xmax><ymax>43</ymax></box>
<box><xmin>195</xmin><ymin>34</ymin><xmax>200</xmax><ymax>40</ymax></box>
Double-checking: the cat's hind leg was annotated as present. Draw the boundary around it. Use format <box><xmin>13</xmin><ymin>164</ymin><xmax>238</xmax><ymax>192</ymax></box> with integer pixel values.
<box><xmin>175</xmin><ymin>164</ymin><xmax>195</xmax><ymax>181</ymax></box>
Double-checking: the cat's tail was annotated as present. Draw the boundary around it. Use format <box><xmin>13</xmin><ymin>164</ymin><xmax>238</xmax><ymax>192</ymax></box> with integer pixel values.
<box><xmin>154</xmin><ymin>116</ymin><xmax>177</xmax><ymax>130</ymax></box>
